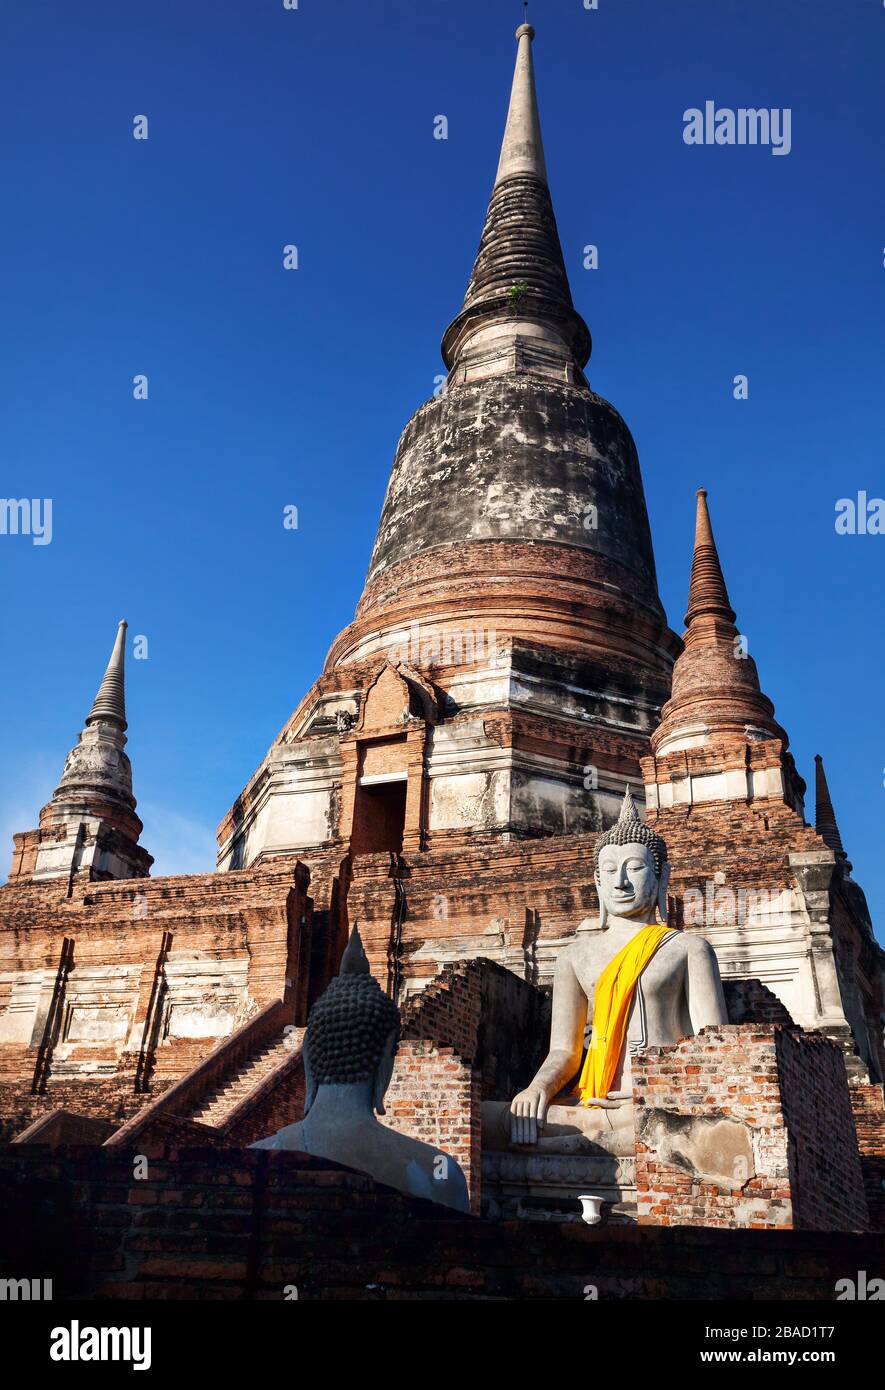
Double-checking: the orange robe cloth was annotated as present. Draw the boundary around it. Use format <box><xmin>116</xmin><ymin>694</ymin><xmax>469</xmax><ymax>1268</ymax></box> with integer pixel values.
<box><xmin>577</xmin><ymin>924</ymin><xmax>675</xmax><ymax>1107</ymax></box>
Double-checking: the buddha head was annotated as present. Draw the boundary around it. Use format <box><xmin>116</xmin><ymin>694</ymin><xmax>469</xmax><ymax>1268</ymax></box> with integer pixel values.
<box><xmin>594</xmin><ymin>788</ymin><xmax>670</xmax><ymax>928</ymax></box>
<box><xmin>303</xmin><ymin>925</ymin><xmax>401</xmax><ymax>1116</ymax></box>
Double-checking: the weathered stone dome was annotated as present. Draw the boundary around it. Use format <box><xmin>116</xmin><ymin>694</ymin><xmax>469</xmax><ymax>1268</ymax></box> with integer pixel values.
<box><xmin>367</xmin><ymin>375</ymin><xmax>660</xmax><ymax>601</ymax></box>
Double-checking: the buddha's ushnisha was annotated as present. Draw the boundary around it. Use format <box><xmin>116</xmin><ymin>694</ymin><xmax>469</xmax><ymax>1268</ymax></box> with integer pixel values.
<box><xmin>304</xmin><ymin>935</ymin><xmax>401</xmax><ymax>1090</ymax></box>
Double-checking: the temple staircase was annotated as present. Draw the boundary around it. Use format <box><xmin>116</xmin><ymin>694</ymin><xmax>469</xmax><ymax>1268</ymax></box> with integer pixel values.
<box><xmin>100</xmin><ymin>1001</ymin><xmax>306</xmax><ymax>1150</ymax></box>
<box><xmin>189</xmin><ymin>1032</ymin><xmax>300</xmax><ymax>1128</ymax></box>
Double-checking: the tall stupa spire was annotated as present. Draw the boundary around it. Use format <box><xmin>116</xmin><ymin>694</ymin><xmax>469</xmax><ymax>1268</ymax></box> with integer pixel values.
<box><xmin>87</xmin><ymin>619</ymin><xmax>128</xmax><ymax>729</ymax></box>
<box><xmin>441</xmin><ymin>23</ymin><xmax>591</xmax><ymax>385</ymax></box>
<box><xmin>651</xmin><ymin>488</ymin><xmax>794</xmax><ymax>763</ymax></box>
<box><xmin>684</xmin><ymin>489</ymin><xmax>737</xmax><ymax>639</ymax></box>
<box><xmin>814</xmin><ymin>754</ymin><xmax>848</xmax><ymax>862</ymax></box>
<box><xmin>494</xmin><ymin>23</ymin><xmax>548</xmax><ymax>185</ymax></box>
<box><xmin>6</xmin><ymin>620</ymin><xmax>152</xmax><ymax>883</ymax></box>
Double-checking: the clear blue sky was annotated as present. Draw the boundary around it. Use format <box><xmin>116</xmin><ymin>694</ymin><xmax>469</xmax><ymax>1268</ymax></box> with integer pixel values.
<box><xmin>1</xmin><ymin>1</ymin><xmax>882</xmax><ymax>936</ymax></box>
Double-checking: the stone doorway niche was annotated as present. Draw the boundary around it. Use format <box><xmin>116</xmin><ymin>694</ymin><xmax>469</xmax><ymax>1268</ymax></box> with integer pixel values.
<box><xmin>351</xmin><ymin>774</ymin><xmax>407</xmax><ymax>856</ymax></box>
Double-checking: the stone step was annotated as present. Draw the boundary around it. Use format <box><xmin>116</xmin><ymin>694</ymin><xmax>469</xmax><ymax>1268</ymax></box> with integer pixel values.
<box><xmin>189</xmin><ymin>1031</ymin><xmax>302</xmax><ymax>1126</ymax></box>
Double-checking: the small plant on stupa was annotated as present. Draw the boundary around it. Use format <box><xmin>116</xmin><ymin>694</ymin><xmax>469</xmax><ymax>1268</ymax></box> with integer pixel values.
<box><xmin>507</xmin><ymin>280</ymin><xmax>529</xmax><ymax>304</ymax></box>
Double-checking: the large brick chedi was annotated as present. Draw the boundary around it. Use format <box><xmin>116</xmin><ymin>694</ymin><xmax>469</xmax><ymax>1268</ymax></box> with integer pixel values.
<box><xmin>217</xmin><ymin>24</ymin><xmax>680</xmax><ymax>896</ymax></box>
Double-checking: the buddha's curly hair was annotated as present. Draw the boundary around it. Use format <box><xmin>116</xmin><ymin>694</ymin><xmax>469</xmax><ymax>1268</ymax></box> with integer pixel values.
<box><xmin>594</xmin><ymin>787</ymin><xmax>668</xmax><ymax>878</ymax></box>
<box><xmin>305</xmin><ymin>973</ymin><xmax>401</xmax><ymax>1086</ymax></box>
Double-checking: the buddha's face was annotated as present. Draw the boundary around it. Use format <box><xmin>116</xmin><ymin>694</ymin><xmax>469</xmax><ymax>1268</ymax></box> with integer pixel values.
<box><xmin>595</xmin><ymin>841</ymin><xmax>662</xmax><ymax>923</ymax></box>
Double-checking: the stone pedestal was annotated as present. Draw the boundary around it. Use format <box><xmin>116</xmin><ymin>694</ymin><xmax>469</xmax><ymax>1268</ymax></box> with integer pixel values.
<box><xmin>481</xmin><ymin>1098</ymin><xmax>636</xmax><ymax>1223</ymax></box>
<box><xmin>482</xmin><ymin>1149</ymin><xmax>636</xmax><ymax>1224</ymax></box>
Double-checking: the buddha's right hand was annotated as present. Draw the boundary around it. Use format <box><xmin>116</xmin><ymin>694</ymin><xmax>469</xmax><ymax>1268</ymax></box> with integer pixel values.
<box><xmin>509</xmin><ymin>1086</ymin><xmax>548</xmax><ymax>1145</ymax></box>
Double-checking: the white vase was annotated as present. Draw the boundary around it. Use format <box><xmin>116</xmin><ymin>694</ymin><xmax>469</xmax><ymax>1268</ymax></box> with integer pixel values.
<box><xmin>578</xmin><ymin>1193</ymin><xmax>604</xmax><ymax>1226</ymax></box>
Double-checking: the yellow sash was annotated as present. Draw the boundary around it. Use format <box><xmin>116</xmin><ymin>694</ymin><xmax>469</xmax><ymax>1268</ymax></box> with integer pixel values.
<box><xmin>577</xmin><ymin>924</ymin><xmax>674</xmax><ymax>1107</ymax></box>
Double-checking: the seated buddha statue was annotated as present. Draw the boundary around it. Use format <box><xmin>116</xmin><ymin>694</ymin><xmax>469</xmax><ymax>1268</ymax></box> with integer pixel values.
<box><xmin>252</xmin><ymin>926</ymin><xmax>470</xmax><ymax>1213</ymax></box>
<box><xmin>508</xmin><ymin>789</ymin><xmax>728</xmax><ymax>1150</ymax></box>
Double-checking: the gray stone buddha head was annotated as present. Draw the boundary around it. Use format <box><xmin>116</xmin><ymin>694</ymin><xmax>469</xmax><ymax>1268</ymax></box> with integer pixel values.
<box><xmin>256</xmin><ymin>922</ymin><xmax>469</xmax><ymax>1212</ymax></box>
<box><xmin>303</xmin><ymin>925</ymin><xmax>401</xmax><ymax>1116</ymax></box>
<box><xmin>594</xmin><ymin>788</ymin><xmax>670</xmax><ymax>928</ymax></box>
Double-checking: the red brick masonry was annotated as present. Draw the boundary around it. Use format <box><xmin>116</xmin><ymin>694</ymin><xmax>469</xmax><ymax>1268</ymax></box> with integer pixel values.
<box><xmin>633</xmin><ymin>1024</ymin><xmax>869</xmax><ymax>1232</ymax></box>
<box><xmin>0</xmin><ymin>1143</ymin><xmax>880</xmax><ymax>1301</ymax></box>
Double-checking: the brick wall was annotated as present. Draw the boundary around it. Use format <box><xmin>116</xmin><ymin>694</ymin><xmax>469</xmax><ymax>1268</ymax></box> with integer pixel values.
<box><xmin>1</xmin><ymin>1142</ymin><xmax>880</xmax><ymax>1301</ymax></box>
<box><xmin>347</xmin><ymin>833</ymin><xmax>607</xmax><ymax>991</ymax></box>
<box><xmin>641</xmin><ymin>791</ymin><xmax>825</xmax><ymax>913</ymax></box>
<box><xmin>775</xmin><ymin>1028</ymin><xmax>869</xmax><ymax>1231</ymax></box>
<box><xmin>389</xmin><ymin>961</ymin><xmax>487</xmax><ymax>1213</ymax></box>
<box><xmin>0</xmin><ymin>1076</ymin><xmax>169</xmax><ymax>1144</ymax></box>
<box><xmin>384</xmin><ymin>1039</ymin><xmax>481</xmax><ymax>1212</ymax></box>
<box><xmin>400</xmin><ymin>956</ymin><xmax>549</xmax><ymax>1098</ymax></box>
<box><xmin>400</xmin><ymin>959</ymin><xmax>483</xmax><ymax>1057</ymax></box>
<box><xmin>633</xmin><ymin>1024</ymin><xmax>868</xmax><ymax>1232</ymax></box>
<box><xmin>848</xmin><ymin>1083</ymin><xmax>885</xmax><ymax>1232</ymax></box>
<box><xmin>383</xmin><ymin>957</ymin><xmax>548</xmax><ymax>1212</ymax></box>
<box><xmin>0</xmin><ymin>859</ymin><xmax>316</xmax><ymax>1140</ymax></box>
<box><xmin>723</xmin><ymin>978</ymin><xmax>795</xmax><ymax>1026</ymax></box>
